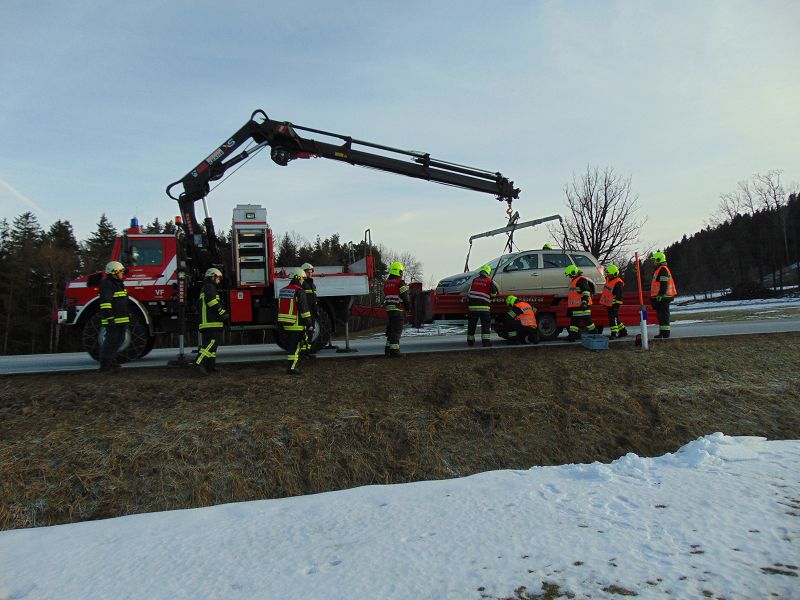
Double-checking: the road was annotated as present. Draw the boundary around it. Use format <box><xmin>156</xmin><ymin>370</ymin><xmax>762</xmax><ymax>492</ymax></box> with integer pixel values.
<box><xmin>2</xmin><ymin>318</ymin><xmax>799</xmax><ymax>376</ymax></box>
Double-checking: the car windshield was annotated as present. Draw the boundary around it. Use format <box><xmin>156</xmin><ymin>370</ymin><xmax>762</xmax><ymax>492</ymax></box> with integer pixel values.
<box><xmin>571</xmin><ymin>254</ymin><xmax>597</xmax><ymax>268</ymax></box>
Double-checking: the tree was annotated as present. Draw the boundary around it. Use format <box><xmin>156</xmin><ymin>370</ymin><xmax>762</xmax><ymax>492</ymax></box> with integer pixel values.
<box><xmin>383</xmin><ymin>246</ymin><xmax>423</xmax><ymax>283</ymax></box>
<box><xmin>548</xmin><ymin>165</ymin><xmax>645</xmax><ymax>265</ymax></box>
<box><xmin>40</xmin><ymin>221</ymin><xmax>81</xmax><ymax>352</ymax></box>
<box><xmin>2</xmin><ymin>213</ymin><xmax>44</xmax><ymax>353</ymax></box>
<box><xmin>81</xmin><ymin>214</ymin><xmax>118</xmax><ymax>274</ymax></box>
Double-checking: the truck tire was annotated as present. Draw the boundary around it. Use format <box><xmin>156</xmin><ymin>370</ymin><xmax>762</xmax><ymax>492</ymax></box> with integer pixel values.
<box><xmin>537</xmin><ymin>313</ymin><xmax>560</xmax><ymax>341</ymax></box>
<box><xmin>82</xmin><ymin>306</ymin><xmax>151</xmax><ymax>363</ymax></box>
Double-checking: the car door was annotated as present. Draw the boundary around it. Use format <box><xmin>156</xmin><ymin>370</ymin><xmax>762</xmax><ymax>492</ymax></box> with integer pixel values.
<box><xmin>494</xmin><ymin>252</ymin><xmax>541</xmax><ymax>295</ymax></box>
<box><xmin>539</xmin><ymin>252</ymin><xmax>572</xmax><ymax>295</ymax></box>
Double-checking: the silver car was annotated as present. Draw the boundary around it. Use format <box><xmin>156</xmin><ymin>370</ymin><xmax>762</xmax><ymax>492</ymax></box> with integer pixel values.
<box><xmin>436</xmin><ymin>249</ymin><xmax>605</xmax><ymax>297</ymax></box>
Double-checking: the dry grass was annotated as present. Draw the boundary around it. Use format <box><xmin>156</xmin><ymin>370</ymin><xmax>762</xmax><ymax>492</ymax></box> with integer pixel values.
<box><xmin>1</xmin><ymin>333</ymin><xmax>799</xmax><ymax>530</ymax></box>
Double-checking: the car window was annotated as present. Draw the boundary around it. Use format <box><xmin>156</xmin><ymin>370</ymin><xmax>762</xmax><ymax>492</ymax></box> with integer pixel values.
<box><xmin>505</xmin><ymin>253</ymin><xmax>539</xmax><ymax>271</ymax></box>
<box><xmin>542</xmin><ymin>253</ymin><xmax>570</xmax><ymax>269</ymax></box>
<box><xmin>571</xmin><ymin>254</ymin><xmax>597</xmax><ymax>268</ymax></box>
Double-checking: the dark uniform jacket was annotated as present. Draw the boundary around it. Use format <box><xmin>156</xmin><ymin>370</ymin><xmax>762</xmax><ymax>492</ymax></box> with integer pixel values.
<box><xmin>302</xmin><ymin>277</ymin><xmax>318</xmax><ymax>318</ymax></box>
<box><xmin>99</xmin><ymin>277</ymin><xmax>129</xmax><ymax>327</ymax></box>
<box><xmin>199</xmin><ymin>279</ymin><xmax>228</xmax><ymax>330</ymax></box>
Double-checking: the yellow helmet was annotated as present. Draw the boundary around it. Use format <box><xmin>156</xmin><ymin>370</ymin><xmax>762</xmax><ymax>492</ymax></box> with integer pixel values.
<box><xmin>606</xmin><ymin>264</ymin><xmax>619</xmax><ymax>276</ymax></box>
<box><xmin>506</xmin><ymin>295</ymin><xmax>518</xmax><ymax>306</ymax></box>
<box><xmin>479</xmin><ymin>264</ymin><xmax>492</xmax><ymax>276</ymax></box>
<box><xmin>651</xmin><ymin>251</ymin><xmax>667</xmax><ymax>264</ymax></box>
<box><xmin>564</xmin><ymin>264</ymin><xmax>579</xmax><ymax>277</ymax></box>
<box><xmin>388</xmin><ymin>261</ymin><xmax>404</xmax><ymax>276</ymax></box>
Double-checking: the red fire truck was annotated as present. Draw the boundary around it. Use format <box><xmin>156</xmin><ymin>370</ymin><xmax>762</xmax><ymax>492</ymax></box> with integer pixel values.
<box><xmin>59</xmin><ymin>109</ymin><xmax>519</xmax><ymax>362</ymax></box>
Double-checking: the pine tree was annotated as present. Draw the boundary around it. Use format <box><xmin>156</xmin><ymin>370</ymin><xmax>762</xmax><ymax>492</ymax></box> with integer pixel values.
<box><xmin>81</xmin><ymin>214</ymin><xmax>118</xmax><ymax>274</ymax></box>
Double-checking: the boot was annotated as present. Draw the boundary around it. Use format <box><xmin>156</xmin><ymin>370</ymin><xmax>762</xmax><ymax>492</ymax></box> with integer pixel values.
<box><xmin>609</xmin><ymin>332</ymin><xmax>618</xmax><ymax>339</ymax></box>
<box><xmin>566</xmin><ymin>331</ymin><xmax>580</xmax><ymax>342</ymax></box>
<box><xmin>389</xmin><ymin>349</ymin><xmax>403</xmax><ymax>358</ymax></box>
<box><xmin>287</xmin><ymin>365</ymin><xmax>303</xmax><ymax>376</ymax></box>
<box><xmin>467</xmin><ymin>339</ymin><xmax>475</xmax><ymax>347</ymax></box>
<box><xmin>98</xmin><ymin>359</ymin><xmax>113</xmax><ymax>373</ymax></box>
<box><xmin>482</xmin><ymin>339</ymin><xmax>492</xmax><ymax>347</ymax></box>
<box><xmin>617</xmin><ymin>329</ymin><xmax>628</xmax><ymax>338</ymax></box>
<box><xmin>193</xmin><ymin>362</ymin><xmax>209</xmax><ymax>377</ymax></box>
<box><xmin>654</xmin><ymin>331</ymin><xmax>670</xmax><ymax>339</ymax></box>
<box><xmin>385</xmin><ymin>346</ymin><xmax>391</xmax><ymax>356</ymax></box>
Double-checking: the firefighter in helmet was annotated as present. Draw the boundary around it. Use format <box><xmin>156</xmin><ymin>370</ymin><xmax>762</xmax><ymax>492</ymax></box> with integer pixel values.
<box><xmin>565</xmin><ymin>264</ymin><xmax>596</xmax><ymax>340</ymax></box>
<box><xmin>98</xmin><ymin>260</ymin><xmax>129</xmax><ymax>372</ymax></box>
<box><xmin>278</xmin><ymin>267</ymin><xmax>313</xmax><ymax>375</ymax></box>
<box><xmin>383</xmin><ymin>261</ymin><xmax>410</xmax><ymax>357</ymax></box>
<box><xmin>195</xmin><ymin>267</ymin><xmax>229</xmax><ymax>375</ymax></box>
<box><xmin>650</xmin><ymin>251</ymin><xmax>678</xmax><ymax>338</ymax></box>
<box><xmin>600</xmin><ymin>264</ymin><xmax>628</xmax><ymax>339</ymax></box>
<box><xmin>501</xmin><ymin>295</ymin><xmax>539</xmax><ymax>344</ymax></box>
<box><xmin>467</xmin><ymin>264</ymin><xmax>498</xmax><ymax>347</ymax></box>
<box><xmin>300</xmin><ymin>262</ymin><xmax>318</xmax><ymax>355</ymax></box>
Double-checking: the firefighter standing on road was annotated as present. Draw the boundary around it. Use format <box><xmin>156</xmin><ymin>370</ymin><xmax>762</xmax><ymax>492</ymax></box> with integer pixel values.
<box><xmin>650</xmin><ymin>251</ymin><xmax>678</xmax><ymax>338</ymax></box>
<box><xmin>383</xmin><ymin>261</ymin><xmax>411</xmax><ymax>357</ymax></box>
<box><xmin>195</xmin><ymin>268</ymin><xmax>229</xmax><ymax>375</ymax></box>
<box><xmin>98</xmin><ymin>261</ymin><xmax>130</xmax><ymax>372</ymax></box>
<box><xmin>566</xmin><ymin>264</ymin><xmax>596</xmax><ymax>341</ymax></box>
<box><xmin>501</xmin><ymin>295</ymin><xmax>539</xmax><ymax>344</ymax></box>
<box><xmin>279</xmin><ymin>268</ymin><xmax>313</xmax><ymax>375</ymax></box>
<box><xmin>300</xmin><ymin>262</ymin><xmax>318</xmax><ymax>356</ymax></box>
<box><xmin>600</xmin><ymin>265</ymin><xmax>628</xmax><ymax>339</ymax></box>
<box><xmin>467</xmin><ymin>264</ymin><xmax>499</xmax><ymax>347</ymax></box>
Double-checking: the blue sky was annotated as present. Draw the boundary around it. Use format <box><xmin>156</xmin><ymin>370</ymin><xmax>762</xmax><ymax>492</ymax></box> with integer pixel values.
<box><xmin>2</xmin><ymin>1</ymin><xmax>798</xmax><ymax>283</ymax></box>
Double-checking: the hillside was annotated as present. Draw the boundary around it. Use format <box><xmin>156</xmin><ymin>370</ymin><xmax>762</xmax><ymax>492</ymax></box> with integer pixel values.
<box><xmin>2</xmin><ymin>333</ymin><xmax>799</xmax><ymax>530</ymax></box>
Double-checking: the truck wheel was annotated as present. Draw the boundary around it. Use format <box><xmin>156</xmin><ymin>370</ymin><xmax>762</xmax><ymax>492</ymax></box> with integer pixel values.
<box><xmin>537</xmin><ymin>313</ymin><xmax>560</xmax><ymax>341</ymax></box>
<box><xmin>82</xmin><ymin>308</ymin><xmax>151</xmax><ymax>363</ymax></box>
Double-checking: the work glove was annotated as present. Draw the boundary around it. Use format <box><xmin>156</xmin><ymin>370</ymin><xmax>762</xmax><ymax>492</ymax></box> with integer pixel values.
<box><xmin>654</xmin><ymin>296</ymin><xmax>664</xmax><ymax>302</ymax></box>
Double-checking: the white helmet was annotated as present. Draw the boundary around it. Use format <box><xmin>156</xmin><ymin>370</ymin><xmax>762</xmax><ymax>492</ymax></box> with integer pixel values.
<box><xmin>291</xmin><ymin>267</ymin><xmax>306</xmax><ymax>280</ymax></box>
<box><xmin>301</xmin><ymin>262</ymin><xmax>314</xmax><ymax>272</ymax></box>
<box><xmin>105</xmin><ymin>261</ymin><xmax>124</xmax><ymax>274</ymax></box>
<box><xmin>205</xmin><ymin>267</ymin><xmax>223</xmax><ymax>278</ymax></box>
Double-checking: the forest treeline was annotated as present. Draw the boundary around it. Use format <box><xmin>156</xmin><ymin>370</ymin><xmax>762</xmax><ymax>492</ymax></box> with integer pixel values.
<box><xmin>1</xmin><ymin>182</ymin><xmax>798</xmax><ymax>355</ymax></box>
<box><xmin>0</xmin><ymin>215</ymin><xmax>389</xmax><ymax>355</ymax></box>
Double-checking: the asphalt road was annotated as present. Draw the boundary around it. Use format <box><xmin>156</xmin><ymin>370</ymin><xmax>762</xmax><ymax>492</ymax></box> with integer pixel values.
<box><xmin>2</xmin><ymin>318</ymin><xmax>799</xmax><ymax>376</ymax></box>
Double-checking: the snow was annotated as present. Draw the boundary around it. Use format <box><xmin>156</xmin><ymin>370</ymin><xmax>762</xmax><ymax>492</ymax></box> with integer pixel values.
<box><xmin>1</xmin><ymin>434</ymin><xmax>798</xmax><ymax>599</ymax></box>
<box><xmin>673</xmin><ymin>294</ymin><xmax>800</xmax><ymax>315</ymax></box>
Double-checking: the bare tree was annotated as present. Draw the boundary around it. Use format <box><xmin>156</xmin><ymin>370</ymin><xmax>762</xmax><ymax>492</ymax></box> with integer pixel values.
<box><xmin>753</xmin><ymin>170</ymin><xmax>790</xmax><ymax>289</ymax></box>
<box><xmin>548</xmin><ymin>165</ymin><xmax>645</xmax><ymax>265</ymax></box>
<box><xmin>382</xmin><ymin>246</ymin><xmax>423</xmax><ymax>283</ymax></box>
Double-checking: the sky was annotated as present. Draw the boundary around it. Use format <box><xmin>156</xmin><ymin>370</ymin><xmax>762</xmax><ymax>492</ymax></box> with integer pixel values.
<box><xmin>1</xmin><ymin>433</ymin><xmax>798</xmax><ymax>599</ymax></box>
<box><xmin>1</xmin><ymin>1</ymin><xmax>799</xmax><ymax>285</ymax></box>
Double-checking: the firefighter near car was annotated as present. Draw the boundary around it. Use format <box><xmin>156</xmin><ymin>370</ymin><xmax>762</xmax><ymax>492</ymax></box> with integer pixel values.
<box><xmin>57</xmin><ymin>109</ymin><xmax>519</xmax><ymax>363</ymax></box>
<box><xmin>600</xmin><ymin>264</ymin><xmax>628</xmax><ymax>339</ymax></box>
<box><xmin>300</xmin><ymin>262</ymin><xmax>318</xmax><ymax>355</ymax></box>
<box><xmin>467</xmin><ymin>264</ymin><xmax>499</xmax><ymax>347</ymax></box>
<box><xmin>650</xmin><ymin>251</ymin><xmax>678</xmax><ymax>339</ymax></box>
<box><xmin>565</xmin><ymin>264</ymin><xmax>597</xmax><ymax>341</ymax></box>
<box><xmin>383</xmin><ymin>262</ymin><xmax>411</xmax><ymax>357</ymax></box>
<box><xmin>500</xmin><ymin>295</ymin><xmax>539</xmax><ymax>344</ymax></box>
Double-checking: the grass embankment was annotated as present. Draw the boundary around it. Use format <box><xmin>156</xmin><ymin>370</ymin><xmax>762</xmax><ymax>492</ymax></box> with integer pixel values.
<box><xmin>1</xmin><ymin>333</ymin><xmax>799</xmax><ymax>530</ymax></box>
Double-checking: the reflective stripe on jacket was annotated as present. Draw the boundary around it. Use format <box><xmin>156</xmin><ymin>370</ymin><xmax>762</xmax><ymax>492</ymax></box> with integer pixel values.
<box><xmin>567</xmin><ymin>275</ymin><xmax>593</xmax><ymax>308</ymax></box>
<box><xmin>199</xmin><ymin>280</ymin><xmax>227</xmax><ymax>330</ymax></box>
<box><xmin>513</xmin><ymin>301</ymin><xmax>537</xmax><ymax>327</ymax></box>
<box><xmin>600</xmin><ymin>277</ymin><xmax>624</xmax><ymax>307</ymax></box>
<box><xmin>99</xmin><ymin>277</ymin><xmax>129</xmax><ymax>326</ymax></box>
<box><xmin>384</xmin><ymin>276</ymin><xmax>410</xmax><ymax>312</ymax></box>
<box><xmin>278</xmin><ymin>282</ymin><xmax>311</xmax><ymax>330</ymax></box>
<box><xmin>650</xmin><ymin>265</ymin><xmax>677</xmax><ymax>298</ymax></box>
<box><xmin>468</xmin><ymin>275</ymin><xmax>498</xmax><ymax>311</ymax></box>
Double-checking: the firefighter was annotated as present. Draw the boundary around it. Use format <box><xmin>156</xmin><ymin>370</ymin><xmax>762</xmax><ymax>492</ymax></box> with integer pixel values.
<box><xmin>195</xmin><ymin>267</ymin><xmax>229</xmax><ymax>375</ymax></box>
<box><xmin>467</xmin><ymin>264</ymin><xmax>498</xmax><ymax>347</ymax></box>
<box><xmin>278</xmin><ymin>267</ymin><xmax>313</xmax><ymax>375</ymax></box>
<box><xmin>565</xmin><ymin>264</ymin><xmax>596</xmax><ymax>341</ymax></box>
<box><xmin>600</xmin><ymin>264</ymin><xmax>628</xmax><ymax>339</ymax></box>
<box><xmin>650</xmin><ymin>251</ymin><xmax>678</xmax><ymax>338</ymax></box>
<box><xmin>501</xmin><ymin>295</ymin><xmax>539</xmax><ymax>344</ymax></box>
<box><xmin>98</xmin><ymin>260</ymin><xmax>130</xmax><ymax>372</ymax></box>
<box><xmin>300</xmin><ymin>262</ymin><xmax>318</xmax><ymax>356</ymax></box>
<box><xmin>383</xmin><ymin>261</ymin><xmax>411</xmax><ymax>357</ymax></box>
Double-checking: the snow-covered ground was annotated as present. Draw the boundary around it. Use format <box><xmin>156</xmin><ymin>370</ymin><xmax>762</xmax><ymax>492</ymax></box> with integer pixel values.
<box><xmin>1</xmin><ymin>434</ymin><xmax>798</xmax><ymax>600</ymax></box>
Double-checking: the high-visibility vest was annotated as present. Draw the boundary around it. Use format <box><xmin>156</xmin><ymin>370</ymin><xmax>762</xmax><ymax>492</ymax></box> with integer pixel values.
<box><xmin>650</xmin><ymin>265</ymin><xmax>677</xmax><ymax>298</ymax></box>
<box><xmin>383</xmin><ymin>277</ymin><xmax>407</xmax><ymax>312</ymax></box>
<box><xmin>600</xmin><ymin>277</ymin><xmax>623</xmax><ymax>307</ymax></box>
<box><xmin>514</xmin><ymin>301</ymin><xmax>537</xmax><ymax>328</ymax></box>
<box><xmin>567</xmin><ymin>276</ymin><xmax>592</xmax><ymax>308</ymax></box>
<box><xmin>468</xmin><ymin>276</ymin><xmax>495</xmax><ymax>311</ymax></box>
<box><xmin>278</xmin><ymin>282</ymin><xmax>305</xmax><ymax>330</ymax></box>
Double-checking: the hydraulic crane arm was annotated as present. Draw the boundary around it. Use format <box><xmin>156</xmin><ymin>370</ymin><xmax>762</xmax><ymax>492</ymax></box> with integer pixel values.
<box><xmin>166</xmin><ymin>109</ymin><xmax>520</xmax><ymax>267</ymax></box>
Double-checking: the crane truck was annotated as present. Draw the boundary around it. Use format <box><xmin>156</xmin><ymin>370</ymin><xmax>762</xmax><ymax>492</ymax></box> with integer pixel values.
<box><xmin>58</xmin><ymin>109</ymin><xmax>520</xmax><ymax>362</ymax></box>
